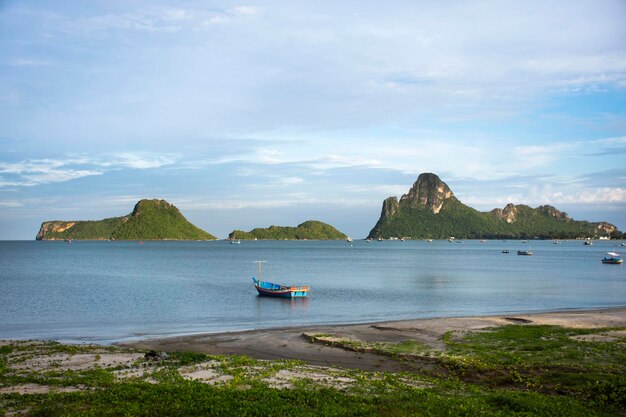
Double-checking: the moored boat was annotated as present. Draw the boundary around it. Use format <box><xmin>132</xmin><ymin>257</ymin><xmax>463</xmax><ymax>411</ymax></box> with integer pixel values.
<box><xmin>251</xmin><ymin>261</ymin><xmax>310</xmax><ymax>298</ymax></box>
<box><xmin>517</xmin><ymin>250</ymin><xmax>532</xmax><ymax>256</ymax></box>
<box><xmin>252</xmin><ymin>277</ymin><xmax>310</xmax><ymax>298</ymax></box>
<box><xmin>601</xmin><ymin>252</ymin><xmax>623</xmax><ymax>264</ymax></box>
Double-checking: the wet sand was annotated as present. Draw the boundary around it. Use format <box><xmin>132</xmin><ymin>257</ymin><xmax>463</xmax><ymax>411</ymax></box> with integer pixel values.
<box><xmin>119</xmin><ymin>307</ymin><xmax>626</xmax><ymax>372</ymax></box>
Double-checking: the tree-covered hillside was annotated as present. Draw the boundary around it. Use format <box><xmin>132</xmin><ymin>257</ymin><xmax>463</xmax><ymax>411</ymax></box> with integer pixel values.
<box><xmin>368</xmin><ymin>173</ymin><xmax>621</xmax><ymax>240</ymax></box>
<box><xmin>229</xmin><ymin>220</ymin><xmax>348</xmax><ymax>240</ymax></box>
<box><xmin>36</xmin><ymin>199</ymin><xmax>216</xmax><ymax>240</ymax></box>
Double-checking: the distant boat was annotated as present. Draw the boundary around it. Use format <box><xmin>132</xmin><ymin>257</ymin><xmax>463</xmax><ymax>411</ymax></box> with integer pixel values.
<box><xmin>251</xmin><ymin>261</ymin><xmax>310</xmax><ymax>298</ymax></box>
<box><xmin>502</xmin><ymin>249</ymin><xmax>509</xmax><ymax>254</ymax></box>
<box><xmin>553</xmin><ymin>240</ymin><xmax>560</xmax><ymax>244</ymax></box>
<box><xmin>517</xmin><ymin>250</ymin><xmax>532</xmax><ymax>256</ymax></box>
<box><xmin>584</xmin><ymin>240</ymin><xmax>593</xmax><ymax>246</ymax></box>
<box><xmin>601</xmin><ymin>252</ymin><xmax>623</xmax><ymax>264</ymax></box>
<box><xmin>346</xmin><ymin>237</ymin><xmax>353</xmax><ymax>242</ymax></box>
<box><xmin>230</xmin><ymin>239</ymin><xmax>241</xmax><ymax>244</ymax></box>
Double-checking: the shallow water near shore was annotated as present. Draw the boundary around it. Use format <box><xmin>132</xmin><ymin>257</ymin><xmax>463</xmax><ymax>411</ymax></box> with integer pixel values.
<box><xmin>0</xmin><ymin>239</ymin><xmax>624</xmax><ymax>343</ymax></box>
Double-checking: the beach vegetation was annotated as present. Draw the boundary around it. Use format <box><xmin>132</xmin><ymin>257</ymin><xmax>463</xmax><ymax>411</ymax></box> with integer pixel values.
<box><xmin>1</xmin><ymin>325</ymin><xmax>625</xmax><ymax>416</ymax></box>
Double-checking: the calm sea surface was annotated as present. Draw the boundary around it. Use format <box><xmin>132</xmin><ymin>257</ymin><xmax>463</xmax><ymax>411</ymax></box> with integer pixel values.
<box><xmin>1</xmin><ymin>239</ymin><xmax>625</xmax><ymax>343</ymax></box>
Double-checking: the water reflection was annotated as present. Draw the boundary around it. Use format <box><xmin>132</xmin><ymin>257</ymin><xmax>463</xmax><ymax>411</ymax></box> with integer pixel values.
<box><xmin>254</xmin><ymin>296</ymin><xmax>310</xmax><ymax>317</ymax></box>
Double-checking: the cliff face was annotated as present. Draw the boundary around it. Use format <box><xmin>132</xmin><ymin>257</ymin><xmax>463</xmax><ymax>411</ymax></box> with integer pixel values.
<box><xmin>36</xmin><ymin>221</ymin><xmax>77</xmax><ymax>240</ymax></box>
<box><xmin>368</xmin><ymin>173</ymin><xmax>622</xmax><ymax>239</ymax></box>
<box><xmin>36</xmin><ymin>199</ymin><xmax>216</xmax><ymax>241</ymax></box>
<box><xmin>490</xmin><ymin>203</ymin><xmax>519</xmax><ymax>224</ymax></box>
<box><xmin>399</xmin><ymin>173</ymin><xmax>454</xmax><ymax>213</ymax></box>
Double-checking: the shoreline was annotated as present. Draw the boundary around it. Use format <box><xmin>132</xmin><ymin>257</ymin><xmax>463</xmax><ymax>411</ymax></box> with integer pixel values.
<box><xmin>117</xmin><ymin>306</ymin><xmax>626</xmax><ymax>372</ymax></box>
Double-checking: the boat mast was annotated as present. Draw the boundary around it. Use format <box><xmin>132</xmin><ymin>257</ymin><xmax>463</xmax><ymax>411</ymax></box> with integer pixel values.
<box><xmin>255</xmin><ymin>260</ymin><xmax>267</xmax><ymax>280</ymax></box>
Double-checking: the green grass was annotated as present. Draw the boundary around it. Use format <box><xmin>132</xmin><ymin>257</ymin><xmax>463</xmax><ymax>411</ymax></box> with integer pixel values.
<box><xmin>2</xmin><ymin>326</ymin><xmax>625</xmax><ymax>416</ymax></box>
<box><xmin>441</xmin><ymin>325</ymin><xmax>626</xmax><ymax>408</ymax></box>
<box><xmin>3</xmin><ymin>381</ymin><xmax>612</xmax><ymax>417</ymax></box>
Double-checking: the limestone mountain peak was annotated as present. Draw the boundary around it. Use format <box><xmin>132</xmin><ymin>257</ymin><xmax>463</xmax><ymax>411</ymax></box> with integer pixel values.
<box><xmin>399</xmin><ymin>173</ymin><xmax>454</xmax><ymax>214</ymax></box>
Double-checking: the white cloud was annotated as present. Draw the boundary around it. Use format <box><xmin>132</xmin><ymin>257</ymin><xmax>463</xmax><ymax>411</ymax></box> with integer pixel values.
<box><xmin>9</xmin><ymin>58</ymin><xmax>52</xmax><ymax>67</ymax></box>
<box><xmin>592</xmin><ymin>136</ymin><xmax>626</xmax><ymax>146</ymax></box>
<box><xmin>0</xmin><ymin>152</ymin><xmax>177</xmax><ymax>188</ymax></box>
<box><xmin>344</xmin><ymin>184</ymin><xmax>409</xmax><ymax>197</ymax></box>
<box><xmin>179</xmin><ymin>196</ymin><xmax>378</xmax><ymax>210</ymax></box>
<box><xmin>513</xmin><ymin>143</ymin><xmax>578</xmax><ymax>169</ymax></box>
<box><xmin>100</xmin><ymin>152</ymin><xmax>178</xmax><ymax>169</ymax></box>
<box><xmin>0</xmin><ymin>159</ymin><xmax>102</xmax><ymax>187</ymax></box>
<box><xmin>231</xmin><ymin>6</ymin><xmax>258</xmax><ymax>16</ymax></box>
<box><xmin>464</xmin><ymin>186</ymin><xmax>626</xmax><ymax>208</ymax></box>
<box><xmin>0</xmin><ymin>200</ymin><xmax>23</xmax><ymax>208</ymax></box>
<box><xmin>267</xmin><ymin>175</ymin><xmax>304</xmax><ymax>186</ymax></box>
<box><xmin>544</xmin><ymin>187</ymin><xmax>626</xmax><ymax>204</ymax></box>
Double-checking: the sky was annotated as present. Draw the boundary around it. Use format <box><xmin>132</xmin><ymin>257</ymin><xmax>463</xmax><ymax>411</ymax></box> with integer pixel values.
<box><xmin>1</xmin><ymin>0</ymin><xmax>625</xmax><ymax>239</ymax></box>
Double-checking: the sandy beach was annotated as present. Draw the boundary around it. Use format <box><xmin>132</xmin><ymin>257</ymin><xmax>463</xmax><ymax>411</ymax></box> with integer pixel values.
<box><xmin>3</xmin><ymin>306</ymin><xmax>626</xmax><ymax>416</ymax></box>
<box><xmin>119</xmin><ymin>307</ymin><xmax>626</xmax><ymax>372</ymax></box>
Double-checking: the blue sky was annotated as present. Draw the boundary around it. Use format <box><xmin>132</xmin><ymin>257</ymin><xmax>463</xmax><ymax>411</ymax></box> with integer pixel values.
<box><xmin>1</xmin><ymin>0</ymin><xmax>625</xmax><ymax>239</ymax></box>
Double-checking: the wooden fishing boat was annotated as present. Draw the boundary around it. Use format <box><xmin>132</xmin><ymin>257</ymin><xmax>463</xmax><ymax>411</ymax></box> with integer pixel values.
<box><xmin>252</xmin><ymin>277</ymin><xmax>310</xmax><ymax>298</ymax></box>
<box><xmin>251</xmin><ymin>261</ymin><xmax>310</xmax><ymax>298</ymax></box>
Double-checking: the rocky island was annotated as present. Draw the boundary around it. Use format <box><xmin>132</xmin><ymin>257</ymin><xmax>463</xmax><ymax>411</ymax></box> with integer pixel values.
<box><xmin>229</xmin><ymin>220</ymin><xmax>348</xmax><ymax>240</ymax></box>
<box><xmin>36</xmin><ymin>199</ymin><xmax>216</xmax><ymax>241</ymax></box>
<box><xmin>368</xmin><ymin>173</ymin><xmax>621</xmax><ymax>240</ymax></box>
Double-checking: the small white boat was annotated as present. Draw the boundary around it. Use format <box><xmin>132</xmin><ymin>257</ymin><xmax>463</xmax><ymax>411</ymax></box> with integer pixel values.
<box><xmin>517</xmin><ymin>250</ymin><xmax>532</xmax><ymax>256</ymax></box>
<box><xmin>230</xmin><ymin>239</ymin><xmax>241</xmax><ymax>244</ymax></box>
<box><xmin>584</xmin><ymin>240</ymin><xmax>593</xmax><ymax>246</ymax></box>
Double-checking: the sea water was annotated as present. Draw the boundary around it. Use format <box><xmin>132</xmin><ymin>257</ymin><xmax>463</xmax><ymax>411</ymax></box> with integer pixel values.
<box><xmin>0</xmin><ymin>239</ymin><xmax>624</xmax><ymax>343</ymax></box>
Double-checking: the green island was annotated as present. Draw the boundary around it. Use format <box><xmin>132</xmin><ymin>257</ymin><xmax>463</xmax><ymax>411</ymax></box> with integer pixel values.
<box><xmin>229</xmin><ymin>220</ymin><xmax>348</xmax><ymax>240</ymax></box>
<box><xmin>368</xmin><ymin>173</ymin><xmax>623</xmax><ymax>240</ymax></box>
<box><xmin>35</xmin><ymin>199</ymin><xmax>216</xmax><ymax>241</ymax></box>
<box><xmin>2</xmin><ymin>322</ymin><xmax>625</xmax><ymax>416</ymax></box>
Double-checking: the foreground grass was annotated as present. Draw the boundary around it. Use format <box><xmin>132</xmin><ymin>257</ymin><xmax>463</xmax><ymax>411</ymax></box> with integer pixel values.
<box><xmin>2</xmin><ymin>382</ymin><xmax>603</xmax><ymax>417</ymax></box>
<box><xmin>1</xmin><ymin>324</ymin><xmax>625</xmax><ymax>416</ymax></box>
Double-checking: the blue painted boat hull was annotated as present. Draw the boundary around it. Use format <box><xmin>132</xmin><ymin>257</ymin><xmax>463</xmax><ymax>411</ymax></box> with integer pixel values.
<box><xmin>252</xmin><ymin>277</ymin><xmax>309</xmax><ymax>298</ymax></box>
